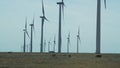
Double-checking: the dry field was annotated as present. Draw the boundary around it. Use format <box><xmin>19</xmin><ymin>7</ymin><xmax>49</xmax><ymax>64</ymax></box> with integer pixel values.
<box><xmin>0</xmin><ymin>52</ymin><xmax>120</xmax><ymax>68</ymax></box>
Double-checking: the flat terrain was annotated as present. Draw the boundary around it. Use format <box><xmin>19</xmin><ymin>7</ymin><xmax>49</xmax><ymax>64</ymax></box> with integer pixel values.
<box><xmin>0</xmin><ymin>52</ymin><xmax>120</xmax><ymax>68</ymax></box>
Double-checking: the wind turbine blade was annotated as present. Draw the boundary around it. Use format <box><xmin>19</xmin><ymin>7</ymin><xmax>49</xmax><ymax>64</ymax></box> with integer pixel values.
<box><xmin>78</xmin><ymin>27</ymin><xmax>80</xmax><ymax>36</ymax></box>
<box><xmin>68</xmin><ymin>32</ymin><xmax>70</xmax><ymax>38</ymax></box>
<box><xmin>62</xmin><ymin>1</ymin><xmax>65</xmax><ymax>22</ymax></box>
<box><xmin>78</xmin><ymin>27</ymin><xmax>81</xmax><ymax>43</ymax></box>
<box><xmin>104</xmin><ymin>0</ymin><xmax>106</xmax><ymax>9</ymax></box>
<box><xmin>78</xmin><ymin>36</ymin><xmax>81</xmax><ymax>41</ymax></box>
<box><xmin>25</xmin><ymin>17</ymin><xmax>27</xmax><ymax>30</ymax></box>
<box><xmin>41</xmin><ymin>0</ymin><xmax>48</xmax><ymax>22</ymax></box>
<box><xmin>45</xmin><ymin>17</ymin><xmax>49</xmax><ymax>21</ymax></box>
<box><xmin>33</xmin><ymin>15</ymin><xmax>35</xmax><ymax>25</ymax></box>
<box><xmin>62</xmin><ymin>0</ymin><xmax>63</xmax><ymax>2</ymax></box>
<box><xmin>54</xmin><ymin>35</ymin><xmax>56</xmax><ymax>40</ymax></box>
<box><xmin>42</xmin><ymin>0</ymin><xmax>45</xmax><ymax>16</ymax></box>
<box><xmin>54</xmin><ymin>35</ymin><xmax>56</xmax><ymax>44</ymax></box>
<box><xmin>69</xmin><ymin>32</ymin><xmax>70</xmax><ymax>43</ymax></box>
<box><xmin>32</xmin><ymin>15</ymin><xmax>35</xmax><ymax>34</ymax></box>
<box><xmin>26</xmin><ymin>31</ymin><xmax>30</xmax><ymax>39</ymax></box>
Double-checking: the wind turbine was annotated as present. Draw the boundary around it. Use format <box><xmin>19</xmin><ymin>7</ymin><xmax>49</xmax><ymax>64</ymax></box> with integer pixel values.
<box><xmin>53</xmin><ymin>35</ymin><xmax>56</xmax><ymax>52</ymax></box>
<box><xmin>96</xmin><ymin>0</ymin><xmax>106</xmax><ymax>55</ymax></box>
<box><xmin>44</xmin><ymin>40</ymin><xmax>46</xmax><ymax>52</ymax></box>
<box><xmin>48</xmin><ymin>40</ymin><xmax>51</xmax><ymax>52</ymax></box>
<box><xmin>57</xmin><ymin>0</ymin><xmax>65</xmax><ymax>53</ymax></box>
<box><xmin>77</xmin><ymin>27</ymin><xmax>81</xmax><ymax>53</ymax></box>
<box><xmin>26</xmin><ymin>44</ymin><xmax>29</xmax><ymax>52</ymax></box>
<box><xmin>67</xmin><ymin>32</ymin><xmax>70</xmax><ymax>53</ymax></box>
<box><xmin>29</xmin><ymin>15</ymin><xmax>35</xmax><ymax>53</ymax></box>
<box><xmin>21</xmin><ymin>45</ymin><xmax>23</xmax><ymax>52</ymax></box>
<box><xmin>23</xmin><ymin>17</ymin><xmax>30</xmax><ymax>53</ymax></box>
<box><xmin>40</xmin><ymin>0</ymin><xmax>48</xmax><ymax>53</ymax></box>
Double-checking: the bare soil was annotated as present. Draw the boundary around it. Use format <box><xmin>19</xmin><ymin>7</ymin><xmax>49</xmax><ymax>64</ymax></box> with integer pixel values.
<box><xmin>0</xmin><ymin>52</ymin><xmax>120</xmax><ymax>68</ymax></box>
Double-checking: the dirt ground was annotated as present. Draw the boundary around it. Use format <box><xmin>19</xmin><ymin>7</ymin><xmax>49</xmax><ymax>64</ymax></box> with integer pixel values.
<box><xmin>0</xmin><ymin>53</ymin><xmax>120</xmax><ymax>68</ymax></box>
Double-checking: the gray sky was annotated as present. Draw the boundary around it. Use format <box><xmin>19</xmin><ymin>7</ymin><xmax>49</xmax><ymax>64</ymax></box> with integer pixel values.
<box><xmin>0</xmin><ymin>0</ymin><xmax>120</xmax><ymax>53</ymax></box>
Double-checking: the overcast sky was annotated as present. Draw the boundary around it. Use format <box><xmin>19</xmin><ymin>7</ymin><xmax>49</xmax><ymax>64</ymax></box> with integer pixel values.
<box><xmin>0</xmin><ymin>0</ymin><xmax>120</xmax><ymax>53</ymax></box>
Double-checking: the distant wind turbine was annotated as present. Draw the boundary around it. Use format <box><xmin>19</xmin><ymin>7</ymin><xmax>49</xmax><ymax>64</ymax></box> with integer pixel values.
<box><xmin>23</xmin><ymin>17</ymin><xmax>30</xmax><ymax>53</ymax></box>
<box><xmin>44</xmin><ymin>40</ymin><xmax>46</xmax><ymax>52</ymax></box>
<box><xmin>53</xmin><ymin>35</ymin><xmax>56</xmax><ymax>52</ymax></box>
<box><xmin>48</xmin><ymin>40</ymin><xmax>51</xmax><ymax>52</ymax></box>
<box><xmin>57</xmin><ymin>0</ymin><xmax>65</xmax><ymax>53</ymax></box>
<box><xmin>30</xmin><ymin>15</ymin><xmax>35</xmax><ymax>53</ymax></box>
<box><xmin>21</xmin><ymin>45</ymin><xmax>23</xmax><ymax>52</ymax></box>
<box><xmin>96</xmin><ymin>0</ymin><xmax>106</xmax><ymax>55</ymax></box>
<box><xmin>26</xmin><ymin>44</ymin><xmax>29</xmax><ymax>52</ymax></box>
<box><xmin>67</xmin><ymin>32</ymin><xmax>70</xmax><ymax>53</ymax></box>
<box><xmin>77</xmin><ymin>27</ymin><xmax>81</xmax><ymax>53</ymax></box>
<box><xmin>40</xmin><ymin>0</ymin><xmax>48</xmax><ymax>53</ymax></box>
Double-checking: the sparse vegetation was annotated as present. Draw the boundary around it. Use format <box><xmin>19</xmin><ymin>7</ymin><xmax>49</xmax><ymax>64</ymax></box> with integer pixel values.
<box><xmin>96</xmin><ymin>54</ymin><xmax>102</xmax><ymax>58</ymax></box>
<box><xmin>0</xmin><ymin>53</ymin><xmax>120</xmax><ymax>68</ymax></box>
<box><xmin>68</xmin><ymin>54</ymin><xmax>71</xmax><ymax>58</ymax></box>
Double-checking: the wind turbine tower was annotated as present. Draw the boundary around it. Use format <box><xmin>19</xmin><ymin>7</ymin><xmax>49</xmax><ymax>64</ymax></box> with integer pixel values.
<box><xmin>30</xmin><ymin>16</ymin><xmax>35</xmax><ymax>53</ymax></box>
<box><xmin>53</xmin><ymin>35</ymin><xmax>56</xmax><ymax>52</ymax></box>
<box><xmin>77</xmin><ymin>27</ymin><xmax>81</xmax><ymax>53</ymax></box>
<box><xmin>96</xmin><ymin>0</ymin><xmax>106</xmax><ymax>55</ymax></box>
<box><xmin>40</xmin><ymin>0</ymin><xmax>48</xmax><ymax>53</ymax></box>
<box><xmin>44</xmin><ymin>40</ymin><xmax>46</xmax><ymax>52</ymax></box>
<box><xmin>48</xmin><ymin>41</ymin><xmax>51</xmax><ymax>52</ymax></box>
<box><xmin>23</xmin><ymin>18</ymin><xmax>30</xmax><ymax>53</ymax></box>
<box><xmin>57</xmin><ymin>0</ymin><xmax>65</xmax><ymax>53</ymax></box>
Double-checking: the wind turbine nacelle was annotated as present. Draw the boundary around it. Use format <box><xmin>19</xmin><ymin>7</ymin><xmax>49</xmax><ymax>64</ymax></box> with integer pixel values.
<box><xmin>23</xmin><ymin>29</ymin><xmax>26</xmax><ymax>31</ymax></box>
<box><xmin>40</xmin><ymin>16</ymin><xmax>45</xmax><ymax>18</ymax></box>
<box><xmin>57</xmin><ymin>2</ymin><xmax>64</xmax><ymax>4</ymax></box>
<box><xmin>77</xmin><ymin>35</ymin><xmax>79</xmax><ymax>37</ymax></box>
<box><xmin>30</xmin><ymin>24</ymin><xmax>34</xmax><ymax>26</ymax></box>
